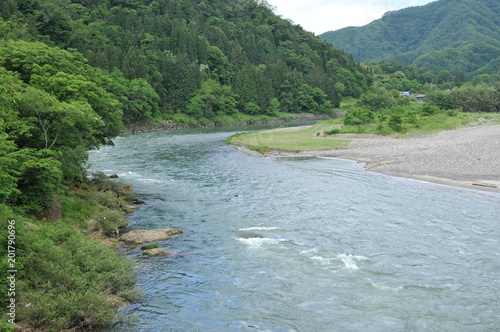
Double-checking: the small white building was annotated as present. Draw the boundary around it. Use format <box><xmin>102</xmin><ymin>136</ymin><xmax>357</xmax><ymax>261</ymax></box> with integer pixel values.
<box><xmin>399</xmin><ymin>91</ymin><xmax>411</xmax><ymax>96</ymax></box>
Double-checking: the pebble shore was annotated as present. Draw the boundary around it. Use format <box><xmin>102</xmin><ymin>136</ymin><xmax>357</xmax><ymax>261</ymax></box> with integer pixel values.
<box><xmin>316</xmin><ymin>124</ymin><xmax>500</xmax><ymax>192</ymax></box>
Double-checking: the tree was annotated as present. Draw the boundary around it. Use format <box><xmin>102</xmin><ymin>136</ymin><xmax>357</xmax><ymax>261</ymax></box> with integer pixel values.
<box><xmin>13</xmin><ymin>86</ymin><xmax>103</xmax><ymax>150</ymax></box>
<box><xmin>0</xmin><ymin>125</ymin><xmax>19</xmax><ymax>204</ymax></box>
<box><xmin>266</xmin><ymin>98</ymin><xmax>281</xmax><ymax>115</ymax></box>
<box><xmin>344</xmin><ymin>108</ymin><xmax>375</xmax><ymax>126</ymax></box>
<box><xmin>186</xmin><ymin>79</ymin><xmax>238</xmax><ymax>118</ymax></box>
<box><xmin>0</xmin><ymin>40</ymin><xmax>123</xmax><ymax>140</ymax></box>
<box><xmin>13</xmin><ymin>149</ymin><xmax>63</xmax><ymax>213</ymax></box>
<box><xmin>243</xmin><ymin>102</ymin><xmax>261</xmax><ymax>115</ymax></box>
<box><xmin>450</xmin><ymin>84</ymin><xmax>499</xmax><ymax>113</ymax></box>
<box><xmin>207</xmin><ymin>45</ymin><xmax>232</xmax><ymax>84</ymax></box>
<box><xmin>437</xmin><ymin>70</ymin><xmax>453</xmax><ymax>85</ymax></box>
<box><xmin>358</xmin><ymin>90</ymin><xmax>395</xmax><ymax>111</ymax></box>
<box><xmin>427</xmin><ymin>90</ymin><xmax>454</xmax><ymax>110</ymax></box>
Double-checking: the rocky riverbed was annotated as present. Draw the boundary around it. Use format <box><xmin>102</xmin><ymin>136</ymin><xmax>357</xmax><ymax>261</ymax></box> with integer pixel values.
<box><xmin>272</xmin><ymin>124</ymin><xmax>500</xmax><ymax>192</ymax></box>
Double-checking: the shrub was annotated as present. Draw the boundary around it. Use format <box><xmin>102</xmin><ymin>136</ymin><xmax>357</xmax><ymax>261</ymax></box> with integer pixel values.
<box><xmin>376</xmin><ymin>123</ymin><xmax>392</xmax><ymax>135</ymax></box>
<box><xmin>93</xmin><ymin>209</ymin><xmax>128</xmax><ymax>236</ymax></box>
<box><xmin>420</xmin><ymin>104</ymin><xmax>440</xmax><ymax>116</ymax></box>
<box><xmin>21</xmin><ymin>226</ymin><xmax>135</xmax><ymax>329</ymax></box>
<box><xmin>358</xmin><ymin>91</ymin><xmax>394</xmax><ymax>111</ymax></box>
<box><xmin>325</xmin><ymin>129</ymin><xmax>341</xmax><ymax>135</ymax></box>
<box><xmin>0</xmin><ymin>318</ymin><xmax>16</xmax><ymax>332</ymax></box>
<box><xmin>343</xmin><ymin>107</ymin><xmax>375</xmax><ymax>126</ymax></box>
<box><xmin>388</xmin><ymin>114</ymin><xmax>405</xmax><ymax>132</ymax></box>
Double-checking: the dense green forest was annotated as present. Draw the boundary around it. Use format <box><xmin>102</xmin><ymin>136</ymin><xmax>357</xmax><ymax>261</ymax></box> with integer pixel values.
<box><xmin>1</xmin><ymin>0</ymin><xmax>370</xmax><ymax>124</ymax></box>
<box><xmin>0</xmin><ymin>0</ymin><xmax>498</xmax><ymax>329</ymax></box>
<box><xmin>0</xmin><ymin>0</ymin><xmax>371</xmax><ymax>329</ymax></box>
<box><xmin>319</xmin><ymin>0</ymin><xmax>500</xmax><ymax>77</ymax></box>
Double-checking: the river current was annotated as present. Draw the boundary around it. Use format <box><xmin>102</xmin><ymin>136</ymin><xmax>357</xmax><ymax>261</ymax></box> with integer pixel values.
<box><xmin>88</xmin><ymin>124</ymin><xmax>500</xmax><ymax>332</ymax></box>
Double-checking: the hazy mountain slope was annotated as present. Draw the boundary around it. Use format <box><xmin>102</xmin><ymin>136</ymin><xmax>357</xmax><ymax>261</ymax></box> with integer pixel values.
<box><xmin>319</xmin><ymin>0</ymin><xmax>500</xmax><ymax>75</ymax></box>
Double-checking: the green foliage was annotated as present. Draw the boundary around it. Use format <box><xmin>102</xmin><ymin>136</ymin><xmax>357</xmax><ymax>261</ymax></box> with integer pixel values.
<box><xmin>421</xmin><ymin>104</ymin><xmax>440</xmax><ymax>116</ymax></box>
<box><xmin>0</xmin><ymin>174</ymin><xmax>139</xmax><ymax>328</ymax></box>
<box><xmin>93</xmin><ymin>208</ymin><xmax>128</xmax><ymax>236</ymax></box>
<box><xmin>320</xmin><ymin>0</ymin><xmax>500</xmax><ymax>77</ymax></box>
<box><xmin>0</xmin><ymin>129</ymin><xmax>20</xmax><ymax>204</ymax></box>
<box><xmin>22</xmin><ymin>224</ymin><xmax>135</xmax><ymax>328</ymax></box>
<box><xmin>14</xmin><ymin>149</ymin><xmax>63</xmax><ymax>214</ymax></box>
<box><xmin>266</xmin><ymin>98</ymin><xmax>281</xmax><ymax>116</ymax></box>
<box><xmin>344</xmin><ymin>108</ymin><xmax>375</xmax><ymax>126</ymax></box>
<box><xmin>0</xmin><ymin>318</ymin><xmax>16</xmax><ymax>332</ymax></box>
<box><xmin>0</xmin><ymin>0</ymin><xmax>370</xmax><ymax>120</ymax></box>
<box><xmin>449</xmin><ymin>84</ymin><xmax>500</xmax><ymax>113</ymax></box>
<box><xmin>427</xmin><ymin>84</ymin><xmax>500</xmax><ymax>113</ymax></box>
<box><xmin>426</xmin><ymin>90</ymin><xmax>455</xmax><ymax>110</ymax></box>
<box><xmin>186</xmin><ymin>79</ymin><xmax>238</xmax><ymax>118</ymax></box>
<box><xmin>244</xmin><ymin>102</ymin><xmax>261</xmax><ymax>115</ymax></box>
<box><xmin>140</xmin><ymin>243</ymin><xmax>159</xmax><ymax>250</ymax></box>
<box><xmin>388</xmin><ymin>114</ymin><xmax>405</xmax><ymax>132</ymax></box>
<box><xmin>357</xmin><ymin>90</ymin><xmax>395</xmax><ymax>111</ymax></box>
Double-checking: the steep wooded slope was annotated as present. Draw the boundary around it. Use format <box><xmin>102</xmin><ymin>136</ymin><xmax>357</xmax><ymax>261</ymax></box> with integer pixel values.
<box><xmin>319</xmin><ymin>0</ymin><xmax>500</xmax><ymax>76</ymax></box>
<box><xmin>1</xmin><ymin>0</ymin><xmax>370</xmax><ymax>123</ymax></box>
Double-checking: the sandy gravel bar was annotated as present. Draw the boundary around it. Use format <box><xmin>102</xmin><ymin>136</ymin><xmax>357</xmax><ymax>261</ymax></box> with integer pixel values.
<box><xmin>277</xmin><ymin>125</ymin><xmax>500</xmax><ymax>193</ymax></box>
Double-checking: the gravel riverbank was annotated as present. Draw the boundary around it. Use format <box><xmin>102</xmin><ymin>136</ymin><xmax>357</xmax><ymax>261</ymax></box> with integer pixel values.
<box><xmin>271</xmin><ymin>124</ymin><xmax>500</xmax><ymax>193</ymax></box>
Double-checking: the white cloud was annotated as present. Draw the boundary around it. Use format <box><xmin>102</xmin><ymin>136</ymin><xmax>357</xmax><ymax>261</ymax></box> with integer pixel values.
<box><xmin>267</xmin><ymin>0</ymin><xmax>438</xmax><ymax>34</ymax></box>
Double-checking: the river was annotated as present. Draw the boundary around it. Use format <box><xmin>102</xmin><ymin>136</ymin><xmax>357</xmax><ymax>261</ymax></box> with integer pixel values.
<box><xmin>88</xmin><ymin>124</ymin><xmax>500</xmax><ymax>332</ymax></box>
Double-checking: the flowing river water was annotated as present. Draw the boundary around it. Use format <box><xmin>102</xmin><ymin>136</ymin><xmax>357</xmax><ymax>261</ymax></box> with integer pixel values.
<box><xmin>88</xmin><ymin>124</ymin><xmax>500</xmax><ymax>332</ymax></box>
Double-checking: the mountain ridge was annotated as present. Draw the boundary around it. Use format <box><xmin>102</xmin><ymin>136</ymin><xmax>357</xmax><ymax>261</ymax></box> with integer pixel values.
<box><xmin>319</xmin><ymin>0</ymin><xmax>500</xmax><ymax>76</ymax></box>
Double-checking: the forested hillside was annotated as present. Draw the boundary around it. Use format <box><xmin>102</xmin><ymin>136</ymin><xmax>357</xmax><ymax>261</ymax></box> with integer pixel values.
<box><xmin>319</xmin><ymin>0</ymin><xmax>500</xmax><ymax>77</ymax></box>
<box><xmin>1</xmin><ymin>0</ymin><xmax>370</xmax><ymax>125</ymax></box>
<box><xmin>0</xmin><ymin>1</ymin><xmax>372</xmax><ymax>329</ymax></box>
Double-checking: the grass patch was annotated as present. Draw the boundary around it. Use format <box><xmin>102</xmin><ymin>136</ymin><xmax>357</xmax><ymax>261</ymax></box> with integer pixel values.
<box><xmin>320</xmin><ymin>109</ymin><xmax>500</xmax><ymax>137</ymax></box>
<box><xmin>228</xmin><ymin>110</ymin><xmax>500</xmax><ymax>154</ymax></box>
<box><xmin>140</xmin><ymin>243</ymin><xmax>159</xmax><ymax>250</ymax></box>
<box><xmin>228</xmin><ymin>123</ymin><xmax>349</xmax><ymax>152</ymax></box>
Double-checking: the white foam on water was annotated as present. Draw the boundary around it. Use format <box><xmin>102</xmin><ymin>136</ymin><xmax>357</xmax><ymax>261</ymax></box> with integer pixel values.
<box><xmin>118</xmin><ymin>171</ymin><xmax>141</xmax><ymax>178</ymax></box>
<box><xmin>236</xmin><ymin>237</ymin><xmax>287</xmax><ymax>248</ymax></box>
<box><xmin>115</xmin><ymin>171</ymin><xmax>170</xmax><ymax>184</ymax></box>
<box><xmin>337</xmin><ymin>253</ymin><xmax>368</xmax><ymax>270</ymax></box>
<box><xmin>304</xmin><ymin>251</ymin><xmax>368</xmax><ymax>271</ymax></box>
<box><xmin>369</xmin><ymin>280</ymin><xmax>403</xmax><ymax>291</ymax></box>
<box><xmin>310</xmin><ymin>255</ymin><xmax>333</xmax><ymax>265</ymax></box>
<box><xmin>299</xmin><ymin>247</ymin><xmax>318</xmax><ymax>255</ymax></box>
<box><xmin>140</xmin><ymin>178</ymin><xmax>165</xmax><ymax>184</ymax></box>
<box><xmin>238</xmin><ymin>226</ymin><xmax>280</xmax><ymax>231</ymax></box>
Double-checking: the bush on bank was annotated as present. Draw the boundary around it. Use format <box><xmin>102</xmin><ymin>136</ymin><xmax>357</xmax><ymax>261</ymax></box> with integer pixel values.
<box><xmin>0</xmin><ymin>174</ymin><xmax>138</xmax><ymax>330</ymax></box>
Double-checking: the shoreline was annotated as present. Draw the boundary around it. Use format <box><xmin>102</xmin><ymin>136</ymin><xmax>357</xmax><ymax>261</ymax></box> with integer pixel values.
<box><xmin>122</xmin><ymin>113</ymin><xmax>331</xmax><ymax>134</ymax></box>
<box><xmin>239</xmin><ymin>124</ymin><xmax>500</xmax><ymax>193</ymax></box>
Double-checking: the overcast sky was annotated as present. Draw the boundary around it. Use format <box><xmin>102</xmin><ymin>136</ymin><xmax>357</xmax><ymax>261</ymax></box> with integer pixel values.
<box><xmin>266</xmin><ymin>0</ymin><xmax>438</xmax><ymax>34</ymax></box>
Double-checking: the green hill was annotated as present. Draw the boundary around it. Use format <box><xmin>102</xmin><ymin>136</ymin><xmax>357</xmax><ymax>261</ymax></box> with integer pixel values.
<box><xmin>1</xmin><ymin>0</ymin><xmax>370</xmax><ymax>125</ymax></box>
<box><xmin>319</xmin><ymin>0</ymin><xmax>500</xmax><ymax>77</ymax></box>
<box><xmin>0</xmin><ymin>0</ymin><xmax>372</xmax><ymax>329</ymax></box>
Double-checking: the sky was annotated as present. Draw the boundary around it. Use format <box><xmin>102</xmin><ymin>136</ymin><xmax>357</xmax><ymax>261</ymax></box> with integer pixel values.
<box><xmin>266</xmin><ymin>0</ymin><xmax>438</xmax><ymax>35</ymax></box>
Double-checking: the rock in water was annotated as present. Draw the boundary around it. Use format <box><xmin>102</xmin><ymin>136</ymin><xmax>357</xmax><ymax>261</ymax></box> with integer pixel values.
<box><xmin>142</xmin><ymin>248</ymin><xmax>178</xmax><ymax>257</ymax></box>
<box><xmin>121</xmin><ymin>205</ymin><xmax>137</xmax><ymax>213</ymax></box>
<box><xmin>119</xmin><ymin>228</ymin><xmax>183</xmax><ymax>244</ymax></box>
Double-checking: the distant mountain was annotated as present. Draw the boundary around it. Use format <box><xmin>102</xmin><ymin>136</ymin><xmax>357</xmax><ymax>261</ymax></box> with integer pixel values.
<box><xmin>319</xmin><ymin>0</ymin><xmax>500</xmax><ymax>76</ymax></box>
